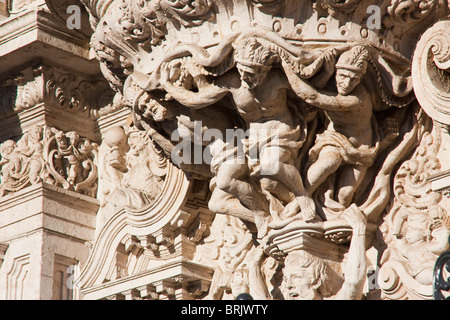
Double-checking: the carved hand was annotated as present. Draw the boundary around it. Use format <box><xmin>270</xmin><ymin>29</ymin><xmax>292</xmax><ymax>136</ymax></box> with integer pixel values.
<box><xmin>322</xmin><ymin>48</ymin><xmax>338</xmax><ymax>75</ymax></box>
<box><xmin>185</xmin><ymin>61</ymin><xmax>204</xmax><ymax>79</ymax></box>
<box><xmin>159</xmin><ymin>62</ymin><xmax>170</xmax><ymax>85</ymax></box>
<box><xmin>160</xmin><ymin>62</ymin><xmax>181</xmax><ymax>86</ymax></box>
<box><xmin>342</xmin><ymin>204</ymin><xmax>367</xmax><ymax>235</ymax></box>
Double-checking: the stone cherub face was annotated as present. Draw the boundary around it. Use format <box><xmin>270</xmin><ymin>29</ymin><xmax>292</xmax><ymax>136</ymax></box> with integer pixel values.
<box><xmin>404</xmin><ymin>213</ymin><xmax>429</xmax><ymax>244</ymax></box>
<box><xmin>0</xmin><ymin>140</ymin><xmax>16</xmax><ymax>156</ymax></box>
<box><xmin>29</xmin><ymin>126</ymin><xmax>44</xmax><ymax>142</ymax></box>
<box><xmin>54</xmin><ymin>130</ymin><xmax>69</xmax><ymax>149</ymax></box>
<box><xmin>335</xmin><ymin>46</ymin><xmax>369</xmax><ymax>96</ymax></box>
<box><xmin>230</xmin><ymin>268</ymin><xmax>250</xmax><ymax>297</ymax></box>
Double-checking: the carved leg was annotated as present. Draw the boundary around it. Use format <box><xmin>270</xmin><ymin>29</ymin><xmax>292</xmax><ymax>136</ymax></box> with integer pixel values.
<box><xmin>215</xmin><ymin>163</ymin><xmax>269</xmax><ymax>237</ymax></box>
<box><xmin>259</xmin><ymin>177</ymin><xmax>295</xmax><ymax>204</ymax></box>
<box><xmin>305</xmin><ymin>146</ymin><xmax>343</xmax><ymax>196</ymax></box>
<box><xmin>208</xmin><ymin>186</ymin><xmax>255</xmax><ymax>224</ymax></box>
<box><xmin>260</xmin><ymin>146</ymin><xmax>316</xmax><ymax>222</ymax></box>
<box><xmin>335</xmin><ymin>164</ymin><xmax>368</xmax><ymax>208</ymax></box>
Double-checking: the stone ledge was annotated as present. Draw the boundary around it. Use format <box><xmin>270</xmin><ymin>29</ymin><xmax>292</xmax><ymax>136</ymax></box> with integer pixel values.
<box><xmin>80</xmin><ymin>258</ymin><xmax>214</xmax><ymax>300</ymax></box>
<box><xmin>0</xmin><ymin>5</ymin><xmax>98</xmax><ymax>77</ymax></box>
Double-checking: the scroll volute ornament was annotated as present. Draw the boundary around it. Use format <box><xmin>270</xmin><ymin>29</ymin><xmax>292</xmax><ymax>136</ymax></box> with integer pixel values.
<box><xmin>412</xmin><ymin>20</ymin><xmax>450</xmax><ymax>128</ymax></box>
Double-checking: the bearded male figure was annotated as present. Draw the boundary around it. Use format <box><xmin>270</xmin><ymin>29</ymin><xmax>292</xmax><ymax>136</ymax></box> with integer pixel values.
<box><xmin>160</xmin><ymin>37</ymin><xmax>317</xmax><ymax>237</ymax></box>
<box><xmin>282</xmin><ymin>204</ymin><xmax>367</xmax><ymax>300</ymax></box>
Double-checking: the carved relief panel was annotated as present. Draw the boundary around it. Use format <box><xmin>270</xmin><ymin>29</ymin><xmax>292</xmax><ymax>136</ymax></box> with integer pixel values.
<box><xmin>0</xmin><ymin>125</ymin><xmax>98</xmax><ymax>197</ymax></box>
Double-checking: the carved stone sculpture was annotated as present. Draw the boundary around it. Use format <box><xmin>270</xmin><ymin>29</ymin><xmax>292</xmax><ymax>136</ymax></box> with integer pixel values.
<box><xmin>96</xmin><ymin>125</ymin><xmax>166</xmax><ymax>236</ymax></box>
<box><xmin>32</xmin><ymin>0</ymin><xmax>450</xmax><ymax>300</ymax></box>
<box><xmin>379</xmin><ymin>121</ymin><xmax>450</xmax><ymax>299</ymax></box>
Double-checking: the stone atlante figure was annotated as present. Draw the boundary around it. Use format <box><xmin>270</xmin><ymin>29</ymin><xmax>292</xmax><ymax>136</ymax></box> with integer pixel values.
<box><xmin>160</xmin><ymin>37</ymin><xmax>317</xmax><ymax>237</ymax></box>
<box><xmin>283</xmin><ymin>46</ymin><xmax>379</xmax><ymax>211</ymax></box>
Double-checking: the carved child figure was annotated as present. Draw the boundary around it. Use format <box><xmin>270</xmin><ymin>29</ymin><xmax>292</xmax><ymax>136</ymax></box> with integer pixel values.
<box><xmin>52</xmin><ymin>129</ymin><xmax>81</xmax><ymax>186</ymax></box>
<box><xmin>392</xmin><ymin>208</ymin><xmax>449</xmax><ymax>285</ymax></box>
<box><xmin>0</xmin><ymin>140</ymin><xmax>27</xmax><ymax>194</ymax></box>
<box><xmin>19</xmin><ymin>125</ymin><xmax>45</xmax><ymax>185</ymax></box>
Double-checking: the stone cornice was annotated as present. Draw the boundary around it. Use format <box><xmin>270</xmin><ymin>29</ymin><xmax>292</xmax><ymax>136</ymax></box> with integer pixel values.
<box><xmin>0</xmin><ymin>4</ymin><xmax>98</xmax><ymax>77</ymax></box>
<box><xmin>0</xmin><ymin>182</ymin><xmax>98</xmax><ymax>243</ymax></box>
<box><xmin>80</xmin><ymin>258</ymin><xmax>214</xmax><ymax>300</ymax></box>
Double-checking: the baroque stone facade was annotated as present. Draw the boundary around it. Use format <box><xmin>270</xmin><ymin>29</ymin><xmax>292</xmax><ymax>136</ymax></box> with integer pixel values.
<box><xmin>0</xmin><ymin>0</ymin><xmax>449</xmax><ymax>300</ymax></box>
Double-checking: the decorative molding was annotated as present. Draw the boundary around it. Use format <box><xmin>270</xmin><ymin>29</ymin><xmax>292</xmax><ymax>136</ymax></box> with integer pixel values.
<box><xmin>379</xmin><ymin>122</ymin><xmax>450</xmax><ymax>300</ymax></box>
<box><xmin>412</xmin><ymin>20</ymin><xmax>450</xmax><ymax>129</ymax></box>
<box><xmin>0</xmin><ymin>64</ymin><xmax>119</xmax><ymax>120</ymax></box>
<box><xmin>76</xmin><ymin>158</ymin><xmax>191</xmax><ymax>289</ymax></box>
<box><xmin>6</xmin><ymin>254</ymin><xmax>30</xmax><ymax>300</ymax></box>
<box><xmin>0</xmin><ymin>243</ymin><xmax>8</xmax><ymax>270</ymax></box>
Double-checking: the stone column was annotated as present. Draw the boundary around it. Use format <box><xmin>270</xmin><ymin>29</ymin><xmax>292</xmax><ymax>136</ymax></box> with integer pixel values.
<box><xmin>0</xmin><ymin>1</ymin><xmax>117</xmax><ymax>300</ymax></box>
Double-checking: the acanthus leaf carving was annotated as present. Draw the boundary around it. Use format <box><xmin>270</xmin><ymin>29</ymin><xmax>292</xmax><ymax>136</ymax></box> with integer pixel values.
<box><xmin>379</xmin><ymin>121</ymin><xmax>450</xmax><ymax>300</ymax></box>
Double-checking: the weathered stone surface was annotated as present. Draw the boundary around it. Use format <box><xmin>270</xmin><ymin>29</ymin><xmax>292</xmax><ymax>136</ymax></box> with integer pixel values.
<box><xmin>0</xmin><ymin>0</ymin><xmax>448</xmax><ymax>300</ymax></box>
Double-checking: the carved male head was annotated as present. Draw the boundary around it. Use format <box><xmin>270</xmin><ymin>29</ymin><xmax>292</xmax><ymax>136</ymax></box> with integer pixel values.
<box><xmin>282</xmin><ymin>250</ymin><xmax>334</xmax><ymax>300</ymax></box>
<box><xmin>335</xmin><ymin>46</ymin><xmax>369</xmax><ymax>95</ymax></box>
<box><xmin>103</xmin><ymin>126</ymin><xmax>129</xmax><ymax>172</ymax></box>
<box><xmin>234</xmin><ymin>38</ymin><xmax>277</xmax><ymax>89</ymax></box>
<box><xmin>230</xmin><ymin>268</ymin><xmax>250</xmax><ymax>298</ymax></box>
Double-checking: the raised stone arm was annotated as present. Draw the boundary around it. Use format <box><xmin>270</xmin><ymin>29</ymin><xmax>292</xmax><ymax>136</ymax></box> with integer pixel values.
<box><xmin>247</xmin><ymin>245</ymin><xmax>271</xmax><ymax>300</ymax></box>
<box><xmin>160</xmin><ymin>62</ymin><xmax>228</xmax><ymax>109</ymax></box>
<box><xmin>283</xmin><ymin>62</ymin><xmax>361</xmax><ymax>112</ymax></box>
<box><xmin>335</xmin><ymin>204</ymin><xmax>367</xmax><ymax>300</ymax></box>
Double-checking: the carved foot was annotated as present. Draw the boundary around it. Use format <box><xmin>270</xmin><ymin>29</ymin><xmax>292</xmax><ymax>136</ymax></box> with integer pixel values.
<box><xmin>282</xmin><ymin>200</ymin><xmax>300</xmax><ymax>218</ymax></box>
<box><xmin>269</xmin><ymin>197</ymin><xmax>319</xmax><ymax>229</ymax></box>
<box><xmin>297</xmin><ymin>196</ymin><xmax>317</xmax><ymax>222</ymax></box>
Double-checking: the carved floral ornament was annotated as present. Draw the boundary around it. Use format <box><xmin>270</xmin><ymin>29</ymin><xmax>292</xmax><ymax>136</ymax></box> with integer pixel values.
<box><xmin>40</xmin><ymin>0</ymin><xmax>450</xmax><ymax>299</ymax></box>
<box><xmin>0</xmin><ymin>64</ymin><xmax>118</xmax><ymax>119</ymax></box>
